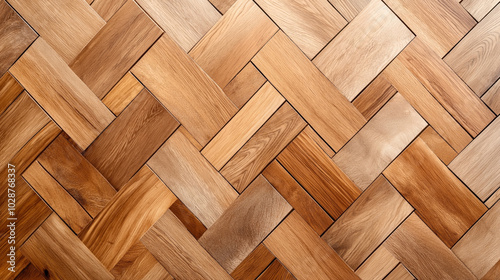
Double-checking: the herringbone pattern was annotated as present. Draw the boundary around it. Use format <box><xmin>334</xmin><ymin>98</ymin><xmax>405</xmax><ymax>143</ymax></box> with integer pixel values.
<box><xmin>1</xmin><ymin>0</ymin><xmax>499</xmax><ymax>279</ymax></box>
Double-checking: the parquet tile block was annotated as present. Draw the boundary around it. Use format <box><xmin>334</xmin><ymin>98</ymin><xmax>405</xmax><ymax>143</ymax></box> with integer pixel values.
<box><xmin>222</xmin><ymin>62</ymin><xmax>267</xmax><ymax>109</ymax></box>
<box><xmin>355</xmin><ymin>245</ymin><xmax>399</xmax><ymax>280</ymax></box>
<box><xmin>169</xmin><ymin>200</ymin><xmax>207</xmax><ymax>240</ymax></box>
<box><xmin>327</xmin><ymin>0</ymin><xmax>370</xmax><ymax>21</ymax></box>
<box><xmin>0</xmin><ymin>72</ymin><xmax>24</xmax><ymax>115</ymax></box>
<box><xmin>418</xmin><ymin>126</ymin><xmax>458</xmax><ymax>165</ymax></box>
<box><xmin>461</xmin><ymin>0</ymin><xmax>500</xmax><ymax>21</ymax></box>
<box><xmin>482</xmin><ymin>78</ymin><xmax>500</xmax><ymax>114</ymax></box>
<box><xmin>231</xmin><ymin>244</ymin><xmax>276</xmax><ymax>280</ymax></box>
<box><xmin>352</xmin><ymin>75</ymin><xmax>397</xmax><ymax>120</ymax></box>
<box><xmin>384</xmin><ymin>264</ymin><xmax>414</xmax><ymax>280</ymax></box>
<box><xmin>258</xmin><ymin>260</ymin><xmax>296</xmax><ymax>280</ymax></box>
<box><xmin>90</xmin><ymin>0</ymin><xmax>127</xmax><ymax>21</ymax></box>
<box><xmin>101</xmin><ymin>72</ymin><xmax>143</xmax><ymax>115</ymax></box>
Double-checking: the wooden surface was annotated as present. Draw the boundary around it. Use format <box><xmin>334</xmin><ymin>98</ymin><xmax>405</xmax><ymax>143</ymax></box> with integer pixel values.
<box><xmin>222</xmin><ymin>63</ymin><xmax>266</xmax><ymax>108</ymax></box>
<box><xmin>355</xmin><ymin>245</ymin><xmax>399</xmax><ymax>280</ymax></box>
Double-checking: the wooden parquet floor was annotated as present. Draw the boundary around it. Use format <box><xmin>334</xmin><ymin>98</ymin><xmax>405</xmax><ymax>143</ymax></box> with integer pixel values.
<box><xmin>1</xmin><ymin>0</ymin><xmax>500</xmax><ymax>279</ymax></box>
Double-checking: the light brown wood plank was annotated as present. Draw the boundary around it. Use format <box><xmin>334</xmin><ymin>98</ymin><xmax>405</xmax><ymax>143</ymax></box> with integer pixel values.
<box><xmin>385</xmin><ymin>214</ymin><xmax>476</xmax><ymax>280</ymax></box>
<box><xmin>84</xmin><ymin>89</ymin><xmax>179</xmax><ymax>189</ymax></box>
<box><xmin>119</xmin><ymin>247</ymin><xmax>171</xmax><ymax>280</ymax></box>
<box><xmin>203</xmin><ymin>82</ymin><xmax>284</xmax><ymax>170</ymax></box>
<box><xmin>333</xmin><ymin>93</ymin><xmax>426</xmax><ymax>190</ymax></box>
<box><xmin>136</xmin><ymin>0</ymin><xmax>221</xmax><ymax>52</ymax></box>
<box><xmin>141</xmin><ymin>210</ymin><xmax>232</xmax><ymax>280</ymax></box>
<box><xmin>327</xmin><ymin>0</ymin><xmax>370</xmax><ymax>21</ymax></box>
<box><xmin>253</xmin><ymin>31</ymin><xmax>366</xmax><ymax>151</ymax></box>
<box><xmin>482</xmin><ymin>78</ymin><xmax>500</xmax><ymax>114</ymax></box>
<box><xmin>221</xmin><ymin>103</ymin><xmax>306</xmax><ymax>192</ymax></box>
<box><xmin>0</xmin><ymin>72</ymin><xmax>24</xmax><ymax>115</ymax></box>
<box><xmin>314</xmin><ymin>0</ymin><xmax>414</xmax><ymax>101</ymax></box>
<box><xmin>277</xmin><ymin>130</ymin><xmax>361</xmax><ymax>219</ymax></box>
<box><xmin>385</xmin><ymin>264</ymin><xmax>414</xmax><ymax>280</ymax></box>
<box><xmin>486</xmin><ymin>190</ymin><xmax>500</xmax><ymax>208</ymax></box>
<box><xmin>419</xmin><ymin>126</ymin><xmax>457</xmax><ymax>165</ymax></box>
<box><xmin>352</xmin><ymin>75</ymin><xmax>397</xmax><ymax>120</ymax></box>
<box><xmin>231</xmin><ymin>244</ymin><xmax>276</xmax><ymax>280</ymax></box>
<box><xmin>461</xmin><ymin>0</ymin><xmax>499</xmax><ymax>21</ymax></box>
<box><xmin>482</xmin><ymin>260</ymin><xmax>500</xmax><ymax>280</ymax></box>
<box><xmin>258</xmin><ymin>260</ymin><xmax>296</xmax><ymax>280</ymax></box>
<box><xmin>20</xmin><ymin>214</ymin><xmax>114</xmax><ymax>280</ymax></box>
<box><xmin>303</xmin><ymin>126</ymin><xmax>335</xmax><ymax>158</ymax></box>
<box><xmin>148</xmin><ymin>130</ymin><xmax>238</xmax><ymax>227</ymax></box>
<box><xmin>384</xmin><ymin>138</ymin><xmax>487</xmax><ymax>247</ymax></box>
<box><xmin>102</xmin><ymin>72</ymin><xmax>143</xmax><ymax>115</ymax></box>
<box><xmin>132</xmin><ymin>35</ymin><xmax>237</xmax><ymax>146</ymax></box>
<box><xmin>169</xmin><ymin>200</ymin><xmax>207</xmax><ymax>240</ymax></box>
<box><xmin>189</xmin><ymin>0</ymin><xmax>278</xmax><ymax>88</ymax></box>
<box><xmin>355</xmin><ymin>245</ymin><xmax>399</xmax><ymax>280</ymax></box>
<box><xmin>223</xmin><ymin>63</ymin><xmax>267</xmax><ymax>109</ymax></box>
<box><xmin>264</xmin><ymin>211</ymin><xmax>359</xmax><ymax>280</ymax></box>
<box><xmin>199</xmin><ymin>175</ymin><xmax>291</xmax><ymax>273</ymax></box>
<box><xmin>8</xmin><ymin>0</ymin><xmax>105</xmax><ymax>63</ymax></box>
<box><xmin>91</xmin><ymin>0</ymin><xmax>127</xmax><ymax>21</ymax></box>
<box><xmin>397</xmin><ymin>38</ymin><xmax>495</xmax><ymax>137</ymax></box>
<box><xmin>177</xmin><ymin>126</ymin><xmax>204</xmax><ymax>152</ymax></box>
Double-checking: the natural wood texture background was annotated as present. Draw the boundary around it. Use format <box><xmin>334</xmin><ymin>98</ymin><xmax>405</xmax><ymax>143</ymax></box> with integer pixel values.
<box><xmin>1</xmin><ymin>0</ymin><xmax>499</xmax><ymax>279</ymax></box>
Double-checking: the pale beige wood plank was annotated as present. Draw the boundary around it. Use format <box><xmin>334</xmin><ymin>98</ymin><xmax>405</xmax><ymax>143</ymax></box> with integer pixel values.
<box><xmin>148</xmin><ymin>130</ymin><xmax>238</xmax><ymax>227</ymax></box>
<box><xmin>190</xmin><ymin>0</ymin><xmax>277</xmax><ymax>88</ymax></box>
<box><xmin>453</xmin><ymin>202</ymin><xmax>500</xmax><ymax>278</ymax></box>
<box><xmin>21</xmin><ymin>214</ymin><xmax>114</xmax><ymax>280</ymax></box>
<box><xmin>445</xmin><ymin>4</ymin><xmax>500</xmax><ymax>96</ymax></box>
<box><xmin>419</xmin><ymin>126</ymin><xmax>457</xmax><ymax>165</ymax></box>
<box><xmin>132</xmin><ymin>35</ymin><xmax>237</xmax><ymax>146</ymax></box>
<box><xmin>102</xmin><ymin>72</ymin><xmax>143</xmax><ymax>115</ymax></box>
<box><xmin>385</xmin><ymin>264</ymin><xmax>414</xmax><ymax>280</ymax></box>
<box><xmin>10</xmin><ymin>38</ymin><xmax>115</xmax><ymax>149</ymax></box>
<box><xmin>385</xmin><ymin>214</ymin><xmax>476</xmax><ymax>280</ymax></box>
<box><xmin>327</xmin><ymin>0</ymin><xmax>370</xmax><ymax>21</ymax></box>
<box><xmin>202</xmin><ymin>82</ymin><xmax>285</xmax><ymax>170</ymax></box>
<box><xmin>8</xmin><ymin>0</ymin><xmax>105</xmax><ymax>63</ymax></box>
<box><xmin>209</xmin><ymin>0</ymin><xmax>236</xmax><ymax>14</ymax></box>
<box><xmin>223</xmin><ymin>63</ymin><xmax>267</xmax><ymax>109</ymax></box>
<box><xmin>141</xmin><ymin>210</ymin><xmax>232</xmax><ymax>280</ymax></box>
<box><xmin>199</xmin><ymin>175</ymin><xmax>291</xmax><ymax>273</ymax></box>
<box><xmin>314</xmin><ymin>0</ymin><xmax>414</xmax><ymax>101</ymax></box>
<box><xmin>221</xmin><ymin>103</ymin><xmax>306</xmax><ymax>192</ymax></box>
<box><xmin>482</xmin><ymin>78</ymin><xmax>500</xmax><ymax>114</ymax></box>
<box><xmin>384</xmin><ymin>138</ymin><xmax>487</xmax><ymax>247</ymax></box>
<box><xmin>486</xmin><ymin>190</ymin><xmax>500</xmax><ymax>208</ymax></box>
<box><xmin>264</xmin><ymin>211</ymin><xmax>359</xmax><ymax>280</ymax></box>
<box><xmin>136</xmin><ymin>0</ymin><xmax>221</xmax><ymax>52</ymax></box>
<box><xmin>333</xmin><ymin>93</ymin><xmax>426</xmax><ymax>190</ymax></box>
<box><xmin>253</xmin><ymin>31</ymin><xmax>366</xmax><ymax>150</ymax></box>
<box><xmin>461</xmin><ymin>0</ymin><xmax>499</xmax><ymax>21</ymax></box>
<box><xmin>398</xmin><ymin>38</ymin><xmax>495</xmax><ymax>137</ymax></box>
<box><xmin>355</xmin><ymin>245</ymin><xmax>399</xmax><ymax>280</ymax></box>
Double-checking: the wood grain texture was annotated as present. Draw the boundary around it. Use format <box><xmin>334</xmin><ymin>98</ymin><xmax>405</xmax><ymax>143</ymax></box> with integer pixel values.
<box><xmin>314</xmin><ymin>0</ymin><xmax>414</xmax><ymax>101</ymax></box>
<box><xmin>444</xmin><ymin>4</ymin><xmax>500</xmax><ymax>96</ymax></box>
<box><xmin>0</xmin><ymin>0</ymin><xmax>36</xmax><ymax>76</ymax></box>
<box><xmin>327</xmin><ymin>0</ymin><xmax>370</xmax><ymax>21</ymax></box>
<box><xmin>132</xmin><ymin>35</ymin><xmax>237</xmax><ymax>146</ymax></box>
<box><xmin>264</xmin><ymin>211</ymin><xmax>359</xmax><ymax>280</ymax></box>
<box><xmin>141</xmin><ymin>210</ymin><xmax>232</xmax><ymax>280</ymax></box>
<box><xmin>385</xmin><ymin>214</ymin><xmax>476</xmax><ymax>280</ymax></box>
<box><xmin>115</xmin><ymin>243</ymin><xmax>171</xmax><ymax>280</ymax></box>
<box><xmin>384</xmin><ymin>264</ymin><xmax>414</xmax><ymax>280</ymax></box>
<box><xmin>223</xmin><ymin>63</ymin><xmax>267</xmax><ymax>109</ymax></box>
<box><xmin>8</xmin><ymin>0</ymin><xmax>105</xmax><ymax>63</ymax></box>
<box><xmin>255</xmin><ymin>0</ymin><xmax>346</xmax><ymax>58</ymax></box>
<box><xmin>333</xmin><ymin>93</ymin><xmax>426</xmax><ymax>190</ymax></box>
<box><xmin>461</xmin><ymin>0</ymin><xmax>499</xmax><ymax>21</ymax></box>
<box><xmin>486</xmin><ymin>190</ymin><xmax>500</xmax><ymax>208</ymax></box>
<box><xmin>384</xmin><ymin>138</ymin><xmax>487</xmax><ymax>247</ymax></box>
<box><xmin>70</xmin><ymin>0</ymin><xmax>163</xmax><ymax>99</ymax></box>
<box><xmin>15</xmin><ymin>263</ymin><xmax>45</xmax><ymax>280</ymax></box>
<box><xmin>102</xmin><ymin>72</ymin><xmax>143</xmax><ymax>115</ymax></box>
<box><xmin>189</xmin><ymin>0</ymin><xmax>278</xmax><ymax>88</ymax></box>
<box><xmin>303</xmin><ymin>126</ymin><xmax>335</xmax><ymax>157</ymax></box>
<box><xmin>21</xmin><ymin>214</ymin><xmax>115</xmax><ymax>280</ymax></box>
<box><xmin>221</xmin><ymin>103</ymin><xmax>306</xmax><ymax>192</ymax></box>
<box><xmin>258</xmin><ymin>260</ymin><xmax>296</xmax><ymax>280</ymax></box>
<box><xmin>148</xmin><ymin>130</ymin><xmax>238</xmax><ymax>227</ymax></box>
<box><xmin>482</xmin><ymin>260</ymin><xmax>500</xmax><ymax>280</ymax></box>
<box><xmin>135</xmin><ymin>0</ymin><xmax>221</xmax><ymax>52</ymax></box>
<box><xmin>0</xmin><ymin>72</ymin><xmax>24</xmax><ymax>115</ymax></box>
<box><xmin>199</xmin><ymin>175</ymin><xmax>292</xmax><ymax>273</ymax></box>
<box><xmin>419</xmin><ymin>126</ymin><xmax>457</xmax><ymax>165</ymax></box>
<box><xmin>352</xmin><ymin>75</ymin><xmax>397</xmax><ymax>120</ymax></box>
<box><xmin>169</xmin><ymin>200</ymin><xmax>207</xmax><ymax>240</ymax></box>
<box><xmin>203</xmin><ymin>83</ymin><xmax>284</xmax><ymax>170</ymax></box>
<box><xmin>91</xmin><ymin>0</ymin><xmax>127</xmax><ymax>21</ymax></box>
<box><xmin>10</xmin><ymin>38</ymin><xmax>115</xmax><ymax>149</ymax></box>
<box><xmin>355</xmin><ymin>245</ymin><xmax>399</xmax><ymax>280</ymax></box>
<box><xmin>278</xmin><ymin>130</ymin><xmax>361</xmax><ymax>219</ymax></box>
<box><xmin>209</xmin><ymin>0</ymin><xmax>236</xmax><ymax>14</ymax></box>
<box><xmin>482</xmin><ymin>78</ymin><xmax>500</xmax><ymax>114</ymax></box>
<box><xmin>452</xmin><ymin>199</ymin><xmax>500</xmax><ymax>278</ymax></box>
<box><xmin>262</xmin><ymin>160</ymin><xmax>333</xmax><ymax>234</ymax></box>
<box><xmin>253</xmin><ymin>31</ymin><xmax>366</xmax><ymax>150</ymax></box>
<box><xmin>84</xmin><ymin>89</ymin><xmax>179</xmax><ymax>189</ymax></box>
<box><xmin>231</xmin><ymin>244</ymin><xmax>276</xmax><ymax>280</ymax></box>
<box><xmin>398</xmin><ymin>38</ymin><xmax>495</xmax><ymax>137</ymax></box>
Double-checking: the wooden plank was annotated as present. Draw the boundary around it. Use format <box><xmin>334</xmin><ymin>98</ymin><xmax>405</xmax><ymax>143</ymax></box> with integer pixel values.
<box><xmin>384</xmin><ymin>0</ymin><xmax>475</xmax><ymax>57</ymax></box>
<box><xmin>223</xmin><ymin>63</ymin><xmax>266</xmax><ymax>109</ymax></box>
<box><xmin>79</xmin><ymin>166</ymin><xmax>176</xmax><ymax>270</ymax></box>
<box><xmin>132</xmin><ymin>35</ymin><xmax>237</xmax><ymax>146</ymax></box>
<box><xmin>355</xmin><ymin>245</ymin><xmax>399</xmax><ymax>280</ymax></box>
<box><xmin>177</xmin><ymin>126</ymin><xmax>203</xmax><ymax>152</ymax></box>
<box><xmin>20</xmin><ymin>214</ymin><xmax>114</xmax><ymax>280</ymax></box>
<box><xmin>397</xmin><ymin>38</ymin><xmax>495</xmax><ymax>137</ymax></box>
<box><xmin>231</xmin><ymin>244</ymin><xmax>276</xmax><ymax>280</ymax></box>
<box><xmin>141</xmin><ymin>210</ymin><xmax>232</xmax><ymax>280</ymax></box>
<box><xmin>70</xmin><ymin>0</ymin><xmax>163</xmax><ymax>99</ymax></box>
<box><xmin>327</xmin><ymin>0</ymin><xmax>370</xmax><ymax>21</ymax></box>
<box><xmin>352</xmin><ymin>75</ymin><xmax>397</xmax><ymax>120</ymax></box>
<box><xmin>117</xmin><ymin>245</ymin><xmax>171</xmax><ymax>280</ymax></box>
<box><xmin>10</xmin><ymin>38</ymin><xmax>115</xmax><ymax>149</ymax></box>
<box><xmin>277</xmin><ymin>130</ymin><xmax>361</xmax><ymax>219</ymax></box>
<box><xmin>384</xmin><ymin>138</ymin><xmax>487</xmax><ymax>247</ymax></box>
<box><xmin>303</xmin><ymin>126</ymin><xmax>335</xmax><ymax>158</ymax></box>
<box><xmin>189</xmin><ymin>0</ymin><xmax>278</xmax><ymax>88</ymax></box>
<box><xmin>0</xmin><ymin>0</ymin><xmax>36</xmax><ymax>76</ymax></box>
<box><xmin>170</xmin><ymin>200</ymin><xmax>207</xmax><ymax>240</ymax></box>
<box><xmin>482</xmin><ymin>78</ymin><xmax>500</xmax><ymax>114</ymax></box>
<box><xmin>37</xmin><ymin>135</ymin><xmax>117</xmax><ymax>217</ymax></box>
<box><xmin>91</xmin><ymin>0</ymin><xmax>127</xmax><ymax>21</ymax></box>
<box><xmin>262</xmin><ymin>160</ymin><xmax>333</xmax><ymax>235</ymax></box>
<box><xmin>264</xmin><ymin>211</ymin><xmax>359</xmax><ymax>280</ymax></box>
<box><xmin>221</xmin><ymin>103</ymin><xmax>306</xmax><ymax>192</ymax></box>
<box><xmin>209</xmin><ymin>0</ymin><xmax>236</xmax><ymax>14</ymax></box>
<box><xmin>452</xmin><ymin>199</ymin><xmax>500</xmax><ymax>278</ymax></box>
<box><xmin>482</xmin><ymin>260</ymin><xmax>500</xmax><ymax>280</ymax></box>
<box><xmin>8</xmin><ymin>0</ymin><xmax>105</xmax><ymax>63</ymax></box>
<box><xmin>255</xmin><ymin>0</ymin><xmax>346</xmax><ymax>58</ymax></box>
<box><xmin>253</xmin><ymin>31</ymin><xmax>366</xmax><ymax>150</ymax></box>
<box><xmin>333</xmin><ymin>93</ymin><xmax>426</xmax><ymax>190</ymax></box>
<box><xmin>199</xmin><ymin>175</ymin><xmax>292</xmax><ymax>272</ymax></box>
<box><xmin>23</xmin><ymin>161</ymin><xmax>92</xmax><ymax>234</ymax></box>
<box><xmin>0</xmin><ymin>72</ymin><xmax>24</xmax><ymax>115</ymax></box>
<box><xmin>258</xmin><ymin>260</ymin><xmax>296</xmax><ymax>280</ymax></box>
<box><xmin>148</xmin><ymin>130</ymin><xmax>238</xmax><ymax>227</ymax></box>
<box><xmin>444</xmin><ymin>4</ymin><xmax>500</xmax><ymax>96</ymax></box>
<box><xmin>383</xmin><ymin>57</ymin><xmax>472</xmax><ymax>152</ymax></box>
<box><xmin>15</xmin><ymin>264</ymin><xmax>45</xmax><ymax>280</ymax></box>
<box><xmin>102</xmin><ymin>72</ymin><xmax>143</xmax><ymax>115</ymax></box>
<box><xmin>384</xmin><ymin>264</ymin><xmax>414</xmax><ymax>280</ymax></box>
<box><xmin>203</xmin><ymin>82</ymin><xmax>284</xmax><ymax>170</ymax></box>
<box><xmin>84</xmin><ymin>89</ymin><xmax>179</xmax><ymax>189</ymax></box>
<box><xmin>135</xmin><ymin>0</ymin><xmax>221</xmax><ymax>52</ymax></box>
<box><xmin>486</xmin><ymin>190</ymin><xmax>500</xmax><ymax>208</ymax></box>
<box><xmin>313</xmin><ymin>0</ymin><xmax>414</xmax><ymax>101</ymax></box>
<box><xmin>385</xmin><ymin>214</ymin><xmax>476</xmax><ymax>280</ymax></box>
<box><xmin>323</xmin><ymin>176</ymin><xmax>413</xmax><ymax>269</ymax></box>
<box><xmin>419</xmin><ymin>126</ymin><xmax>457</xmax><ymax>165</ymax></box>
<box><xmin>461</xmin><ymin>0</ymin><xmax>499</xmax><ymax>21</ymax></box>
